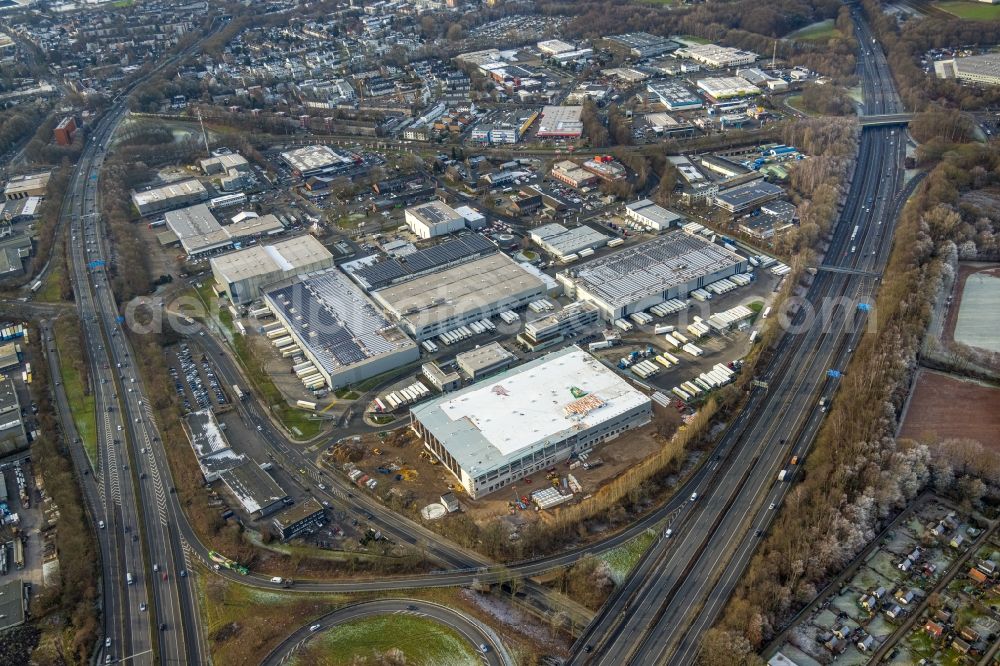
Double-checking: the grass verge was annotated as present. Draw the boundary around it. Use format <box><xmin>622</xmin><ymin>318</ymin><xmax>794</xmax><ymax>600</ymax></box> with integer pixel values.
<box><xmin>934</xmin><ymin>1</ymin><xmax>1000</xmax><ymax>20</ymax></box>
<box><xmin>195</xmin><ymin>565</ymin><xmax>351</xmax><ymax>665</ymax></box>
<box><xmin>290</xmin><ymin>614</ymin><xmax>480</xmax><ymax>666</ymax></box>
<box><xmin>35</xmin><ymin>244</ymin><xmax>66</xmax><ymax>304</ymax></box>
<box><xmin>786</xmin><ymin>19</ymin><xmax>840</xmax><ymax>41</ymax></box>
<box><xmin>785</xmin><ymin>95</ymin><xmax>817</xmax><ymax>117</ymax></box>
<box><xmin>600</xmin><ymin>529</ymin><xmax>658</xmax><ymax>585</ymax></box>
<box><xmin>52</xmin><ymin>317</ymin><xmax>97</xmax><ymax>465</ymax></box>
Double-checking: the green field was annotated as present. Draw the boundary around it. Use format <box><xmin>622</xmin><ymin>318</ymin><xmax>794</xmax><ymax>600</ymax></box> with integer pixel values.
<box><xmin>35</xmin><ymin>260</ymin><xmax>65</xmax><ymax>304</ymax></box>
<box><xmin>786</xmin><ymin>19</ymin><xmax>840</xmax><ymax>42</ymax></box>
<box><xmin>601</xmin><ymin>529</ymin><xmax>657</xmax><ymax>585</ymax></box>
<box><xmin>678</xmin><ymin>35</ymin><xmax>711</xmax><ymax>45</ymax></box>
<box><xmin>785</xmin><ymin>95</ymin><xmax>816</xmax><ymax>117</ymax></box>
<box><xmin>290</xmin><ymin>614</ymin><xmax>479</xmax><ymax>666</ymax></box>
<box><xmin>935</xmin><ymin>1</ymin><xmax>1000</xmax><ymax>19</ymax></box>
<box><xmin>53</xmin><ymin>320</ymin><xmax>98</xmax><ymax>465</ymax></box>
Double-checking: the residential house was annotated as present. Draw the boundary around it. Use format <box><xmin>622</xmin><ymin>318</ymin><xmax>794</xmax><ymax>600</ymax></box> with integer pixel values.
<box><xmin>925</xmin><ymin>621</ymin><xmax>944</xmax><ymax>638</ymax></box>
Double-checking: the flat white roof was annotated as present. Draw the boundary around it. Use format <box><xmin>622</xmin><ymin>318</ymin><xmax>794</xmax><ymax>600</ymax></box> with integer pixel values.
<box><xmin>453</xmin><ymin>205</ymin><xmax>485</xmax><ymax>222</ymax></box>
<box><xmin>531</xmin><ymin>223</ymin><xmax>609</xmax><ymax>258</ymax></box>
<box><xmin>212</xmin><ymin>235</ymin><xmax>332</xmax><ymax>283</ymax></box>
<box><xmin>412</xmin><ymin>346</ymin><xmax>650</xmax><ymax>476</ymax></box>
<box><xmin>407</xmin><ymin>200</ymin><xmax>462</xmax><ymax>226</ymax></box>
<box><xmin>280</xmin><ymin>145</ymin><xmax>354</xmax><ymax>173</ymax></box>
<box><xmin>132</xmin><ymin>179</ymin><xmax>206</xmax><ymax>207</ymax></box>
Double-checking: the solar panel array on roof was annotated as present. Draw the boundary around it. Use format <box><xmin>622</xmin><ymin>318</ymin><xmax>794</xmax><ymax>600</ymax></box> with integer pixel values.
<box><xmin>573</xmin><ymin>233</ymin><xmax>743</xmax><ymax>307</ymax></box>
<box><xmin>265</xmin><ymin>269</ymin><xmax>403</xmax><ymax>372</ymax></box>
<box><xmin>351</xmin><ymin>234</ymin><xmax>497</xmax><ymax>290</ymax></box>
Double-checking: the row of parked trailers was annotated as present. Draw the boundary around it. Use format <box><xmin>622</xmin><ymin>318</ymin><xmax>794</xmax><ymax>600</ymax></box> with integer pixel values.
<box><xmin>250</xmin><ymin>305</ymin><xmax>272</xmax><ymax>319</ymax></box>
<box><xmin>264</xmin><ymin>320</ymin><xmax>325</xmax><ymax>389</ymax></box>
<box><xmin>629</xmin><ymin>311</ymin><xmax>653</xmax><ymax>326</ymax></box>
<box><xmin>292</xmin><ymin>360</ymin><xmax>326</xmax><ymax>390</ymax></box>
<box><xmin>662</xmin><ymin>331</ymin><xmax>690</xmax><ymax>348</ymax></box>
<box><xmin>770</xmin><ymin>262</ymin><xmax>791</xmax><ymax>276</ymax></box>
<box><xmin>687</xmin><ymin>321</ymin><xmax>711</xmax><ymax>338</ymax></box>
<box><xmin>649</xmin><ymin>299</ymin><xmax>689</xmax><ymax>317</ymax></box>
<box><xmin>706</xmin><ymin>304</ymin><xmax>754</xmax><ymax>331</ymax></box>
<box><xmin>0</xmin><ymin>324</ymin><xmax>26</xmax><ymax>341</ymax></box>
<box><xmin>671</xmin><ymin>363</ymin><xmax>737</xmax><ymax>402</ymax></box>
<box><xmin>498</xmin><ymin>310</ymin><xmax>520</xmax><ymax>325</ymax></box>
<box><xmin>631</xmin><ymin>359</ymin><xmax>661</xmax><ymax>379</ymax></box>
<box><xmin>528</xmin><ymin>299</ymin><xmax>555</xmax><ymax>313</ymax></box>
<box><xmin>437</xmin><ymin>319</ymin><xmax>497</xmax><ymax>346</ymax></box>
<box><xmin>705</xmin><ymin>274</ymin><xmax>749</xmax><ymax>296</ymax></box>
<box><xmin>375</xmin><ymin>381</ymin><xmax>431</xmax><ymax>412</ymax></box>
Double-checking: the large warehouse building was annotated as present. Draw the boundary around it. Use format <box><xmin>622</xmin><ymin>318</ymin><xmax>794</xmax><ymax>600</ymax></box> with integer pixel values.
<box><xmin>536</xmin><ymin>105</ymin><xmax>584</xmax><ymax>138</ymax></box>
<box><xmin>211</xmin><ymin>235</ymin><xmax>335</xmax><ymax>304</ymax></box>
<box><xmin>372</xmin><ymin>253</ymin><xmax>546</xmax><ymax>341</ymax></box>
<box><xmin>557</xmin><ymin>232</ymin><xmax>747</xmax><ymax>320</ymax></box>
<box><xmin>280</xmin><ymin>145</ymin><xmax>360</xmax><ymax>178</ymax></box>
<box><xmin>529</xmin><ymin>223</ymin><xmax>609</xmax><ymax>261</ymax></box>
<box><xmin>164</xmin><ymin>204</ymin><xmax>288</xmax><ymax>258</ymax></box>
<box><xmin>132</xmin><ymin>179</ymin><xmax>208</xmax><ymax>216</ymax></box>
<box><xmin>404</xmin><ymin>201</ymin><xmax>465</xmax><ymax>239</ymax></box>
<box><xmin>263</xmin><ymin>268</ymin><xmax>419</xmax><ymax>389</ymax></box>
<box><xmin>410</xmin><ymin>345</ymin><xmax>652</xmax><ymax>498</ymax></box>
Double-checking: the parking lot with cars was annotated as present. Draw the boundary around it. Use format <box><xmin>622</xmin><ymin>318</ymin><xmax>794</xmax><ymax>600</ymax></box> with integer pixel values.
<box><xmin>168</xmin><ymin>343</ymin><xmax>228</xmax><ymax>414</ymax></box>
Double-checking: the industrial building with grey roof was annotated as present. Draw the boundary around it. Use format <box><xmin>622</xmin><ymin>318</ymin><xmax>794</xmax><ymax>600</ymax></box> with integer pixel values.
<box><xmin>371</xmin><ymin>253</ymin><xmax>547</xmax><ymax>341</ymax></box>
<box><xmin>556</xmin><ymin>232</ymin><xmax>747</xmax><ymax>320</ymax></box>
<box><xmin>529</xmin><ymin>223</ymin><xmax>610</xmax><ymax>261</ymax></box>
<box><xmin>131</xmin><ymin>178</ymin><xmax>208</xmax><ymax>215</ymax></box>
<box><xmin>211</xmin><ymin>235</ymin><xmax>334</xmax><ymax>304</ymax></box>
<box><xmin>347</xmin><ymin>234</ymin><xmax>498</xmax><ymax>291</ymax></box>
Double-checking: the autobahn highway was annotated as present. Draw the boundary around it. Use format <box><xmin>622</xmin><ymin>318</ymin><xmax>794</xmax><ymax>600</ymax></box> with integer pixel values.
<box><xmin>66</xmin><ymin>103</ymin><xmax>201</xmax><ymax>664</ymax></box>
<box><xmin>53</xmin><ymin>20</ymin><xmax>227</xmax><ymax>665</ymax></box>
<box><xmin>570</xmin><ymin>9</ymin><xmax>909</xmax><ymax>664</ymax></box>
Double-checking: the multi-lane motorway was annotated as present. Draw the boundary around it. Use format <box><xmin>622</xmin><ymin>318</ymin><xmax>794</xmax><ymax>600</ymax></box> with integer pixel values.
<box><xmin>571</xmin><ymin>9</ymin><xmax>907</xmax><ymax>664</ymax></box>
<box><xmin>53</xmin><ymin>20</ymin><xmax>228</xmax><ymax>665</ymax></box>
<box><xmin>65</xmin><ymin>103</ymin><xmax>203</xmax><ymax>664</ymax></box>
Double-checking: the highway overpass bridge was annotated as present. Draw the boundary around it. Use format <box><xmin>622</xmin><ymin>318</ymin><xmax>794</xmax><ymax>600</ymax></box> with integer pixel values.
<box><xmin>859</xmin><ymin>113</ymin><xmax>913</xmax><ymax>127</ymax></box>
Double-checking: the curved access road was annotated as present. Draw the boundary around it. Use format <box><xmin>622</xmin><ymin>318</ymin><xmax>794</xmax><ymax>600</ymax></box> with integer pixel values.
<box><xmin>260</xmin><ymin>599</ymin><xmax>513</xmax><ymax>666</ymax></box>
